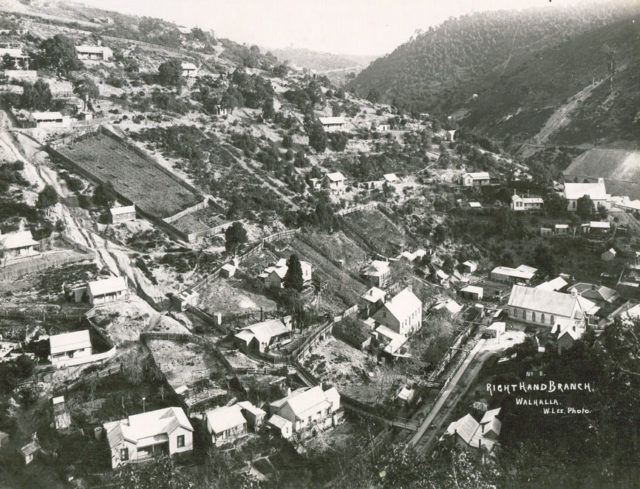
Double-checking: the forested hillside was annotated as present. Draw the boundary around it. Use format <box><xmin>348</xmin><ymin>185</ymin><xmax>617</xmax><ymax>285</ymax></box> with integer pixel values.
<box><xmin>463</xmin><ymin>14</ymin><xmax>640</xmax><ymax>145</ymax></box>
<box><xmin>269</xmin><ymin>48</ymin><xmax>375</xmax><ymax>72</ymax></box>
<box><xmin>349</xmin><ymin>4</ymin><xmax>637</xmax><ymax>120</ymax></box>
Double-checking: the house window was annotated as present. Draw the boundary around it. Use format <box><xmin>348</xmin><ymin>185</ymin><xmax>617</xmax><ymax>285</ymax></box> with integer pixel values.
<box><xmin>532</xmin><ymin>312</ymin><xmax>536</xmax><ymax>322</ymax></box>
<box><xmin>541</xmin><ymin>313</ymin><xmax>546</xmax><ymax>323</ymax></box>
<box><xmin>550</xmin><ymin>315</ymin><xmax>555</xmax><ymax>325</ymax></box>
<box><xmin>120</xmin><ymin>448</ymin><xmax>129</xmax><ymax>461</ymax></box>
<box><xmin>177</xmin><ymin>435</ymin><xmax>185</xmax><ymax>448</ymax></box>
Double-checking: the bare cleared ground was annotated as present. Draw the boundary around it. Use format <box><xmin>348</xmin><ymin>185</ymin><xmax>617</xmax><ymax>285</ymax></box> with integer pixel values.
<box><xmin>197</xmin><ymin>277</ymin><xmax>277</xmax><ymax>315</ymax></box>
<box><xmin>89</xmin><ymin>297</ymin><xmax>190</xmax><ymax>345</ymax></box>
<box><xmin>302</xmin><ymin>337</ymin><xmax>409</xmax><ymax>405</ymax></box>
<box><xmin>146</xmin><ymin>339</ymin><xmax>228</xmax><ymax>391</ymax></box>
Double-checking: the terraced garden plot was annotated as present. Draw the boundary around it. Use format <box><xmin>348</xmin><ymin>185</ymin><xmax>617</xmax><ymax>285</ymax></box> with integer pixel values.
<box><xmin>58</xmin><ymin>132</ymin><xmax>202</xmax><ymax>218</ymax></box>
<box><xmin>341</xmin><ymin>209</ymin><xmax>408</xmax><ymax>256</ymax></box>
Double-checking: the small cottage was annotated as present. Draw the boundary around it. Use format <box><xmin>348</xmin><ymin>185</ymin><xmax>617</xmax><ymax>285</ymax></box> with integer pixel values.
<box><xmin>205</xmin><ymin>405</ymin><xmax>248</xmax><ymax>447</ymax></box>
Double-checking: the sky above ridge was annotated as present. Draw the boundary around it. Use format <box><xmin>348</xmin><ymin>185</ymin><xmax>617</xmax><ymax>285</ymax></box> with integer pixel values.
<box><xmin>78</xmin><ymin>0</ymin><xmax>608</xmax><ymax>56</ymax></box>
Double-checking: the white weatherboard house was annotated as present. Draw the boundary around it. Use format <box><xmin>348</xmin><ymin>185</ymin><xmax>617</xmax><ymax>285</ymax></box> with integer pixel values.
<box><xmin>490</xmin><ymin>264</ymin><xmax>537</xmax><ymax>284</ymax></box>
<box><xmin>260</xmin><ymin>258</ymin><xmax>312</xmax><ymax>289</ymax></box>
<box><xmin>104</xmin><ymin>407</ymin><xmax>193</xmax><ymax>469</ymax></box>
<box><xmin>205</xmin><ymin>404</ymin><xmax>248</xmax><ymax>447</ymax></box>
<box><xmin>234</xmin><ymin>316</ymin><xmax>292</xmax><ymax>353</ymax></box>
<box><xmin>564</xmin><ymin>178</ymin><xmax>610</xmax><ymax>212</ymax></box>
<box><xmin>372</xmin><ymin>287</ymin><xmax>422</xmax><ymax>336</ymax></box>
<box><xmin>535</xmin><ymin>276</ymin><xmax>568</xmax><ymax>292</ymax></box>
<box><xmin>269</xmin><ymin>386</ymin><xmax>341</xmax><ymax>435</ymax></box>
<box><xmin>510</xmin><ymin>193</ymin><xmax>544</xmax><ymax>211</ymax></box>
<box><xmin>88</xmin><ymin>277</ymin><xmax>128</xmax><ymax>305</ymax></box>
<box><xmin>361</xmin><ymin>260</ymin><xmax>391</xmax><ymax>288</ymax></box>
<box><xmin>319</xmin><ymin>116</ymin><xmax>345</xmax><ymax>132</ymax></box>
<box><xmin>323</xmin><ymin>171</ymin><xmax>346</xmax><ymax>193</ymax></box>
<box><xmin>31</xmin><ymin>111</ymin><xmax>68</xmax><ymax>127</ymax></box>
<box><xmin>0</xmin><ymin>230</ymin><xmax>39</xmax><ymax>261</ymax></box>
<box><xmin>110</xmin><ymin>205</ymin><xmax>136</xmax><ymax>224</ymax></box>
<box><xmin>0</xmin><ymin>47</ymin><xmax>29</xmax><ymax>68</ymax></box>
<box><xmin>444</xmin><ymin>408</ymin><xmax>501</xmax><ymax>456</ymax></box>
<box><xmin>76</xmin><ymin>45</ymin><xmax>113</xmax><ymax>61</ymax></box>
<box><xmin>49</xmin><ymin>330</ymin><xmax>92</xmax><ymax>367</ymax></box>
<box><xmin>461</xmin><ymin>172</ymin><xmax>490</xmax><ymax>187</ymax></box>
<box><xmin>507</xmin><ymin>285</ymin><xmax>598</xmax><ymax>331</ymax></box>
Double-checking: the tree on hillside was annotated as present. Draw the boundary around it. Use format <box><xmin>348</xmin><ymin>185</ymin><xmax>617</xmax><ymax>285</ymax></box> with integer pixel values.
<box><xmin>39</xmin><ymin>34</ymin><xmax>82</xmax><ymax>74</ymax></box>
<box><xmin>72</xmin><ymin>77</ymin><xmax>99</xmax><ymax>110</ymax></box>
<box><xmin>597</xmin><ymin>204</ymin><xmax>608</xmax><ymax>220</ymax></box>
<box><xmin>37</xmin><ymin>185</ymin><xmax>58</xmax><ymax>208</ymax></box>
<box><xmin>158</xmin><ymin>59</ymin><xmax>183</xmax><ymax>88</ymax></box>
<box><xmin>366</xmin><ymin>88</ymin><xmax>380</xmax><ymax>103</ymax></box>
<box><xmin>545</xmin><ymin>192</ymin><xmax>568</xmax><ymax>217</ymax></box>
<box><xmin>533</xmin><ymin>243</ymin><xmax>555</xmax><ymax>278</ymax></box>
<box><xmin>281</xmin><ymin>134</ymin><xmax>293</xmax><ymax>149</ymax></box>
<box><xmin>224</xmin><ymin>221</ymin><xmax>247</xmax><ymax>254</ymax></box>
<box><xmin>307</xmin><ymin>119</ymin><xmax>327</xmax><ymax>153</ymax></box>
<box><xmin>284</xmin><ymin>253</ymin><xmax>304</xmax><ymax>291</ymax></box>
<box><xmin>576</xmin><ymin>195</ymin><xmax>595</xmax><ymax>220</ymax></box>
<box><xmin>92</xmin><ymin>181</ymin><xmax>117</xmax><ymax>207</ymax></box>
<box><xmin>261</xmin><ymin>97</ymin><xmax>275</xmax><ymax>120</ymax></box>
<box><xmin>2</xmin><ymin>53</ymin><xmax>15</xmax><ymax>70</ymax></box>
<box><xmin>19</xmin><ymin>79</ymin><xmax>52</xmax><ymax>110</ymax></box>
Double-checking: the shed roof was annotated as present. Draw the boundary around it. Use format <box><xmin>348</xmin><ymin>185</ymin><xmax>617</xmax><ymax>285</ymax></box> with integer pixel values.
<box><xmin>319</xmin><ymin>116</ymin><xmax>345</xmax><ymax>125</ymax></box>
<box><xmin>268</xmin><ymin>414</ymin><xmax>291</xmax><ymax>430</ymax></box>
<box><xmin>461</xmin><ymin>285</ymin><xmax>483</xmax><ymax>295</ymax></box>
<box><xmin>109</xmin><ymin>205</ymin><xmax>135</xmax><ymax>217</ymax></box>
<box><xmin>283</xmin><ymin>386</ymin><xmax>332</xmax><ymax>418</ymax></box>
<box><xmin>361</xmin><ymin>287</ymin><xmax>386</xmax><ymax>304</ymax></box>
<box><xmin>0</xmin><ymin>230</ymin><xmax>38</xmax><ymax>250</ymax></box>
<box><xmin>325</xmin><ymin>171</ymin><xmax>345</xmax><ymax>182</ymax></box>
<box><xmin>535</xmin><ymin>277</ymin><xmax>568</xmax><ymax>292</ymax></box>
<box><xmin>235</xmin><ymin>317</ymin><xmax>292</xmax><ymax>345</ymax></box>
<box><xmin>31</xmin><ymin>111</ymin><xmax>63</xmax><ymax>120</ymax></box>
<box><xmin>465</xmin><ymin>172</ymin><xmax>490</xmax><ymax>180</ymax></box>
<box><xmin>205</xmin><ymin>404</ymin><xmax>246</xmax><ymax>435</ymax></box>
<box><xmin>49</xmin><ymin>330</ymin><xmax>91</xmax><ymax>355</ymax></box>
<box><xmin>88</xmin><ymin>276</ymin><xmax>127</xmax><ymax>297</ymax></box>
<box><xmin>446</xmin><ymin>414</ymin><xmax>479</xmax><ymax>445</ymax></box>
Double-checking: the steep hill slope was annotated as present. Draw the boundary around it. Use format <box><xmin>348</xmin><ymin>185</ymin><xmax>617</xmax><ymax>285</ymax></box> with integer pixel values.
<box><xmin>349</xmin><ymin>4</ymin><xmax>632</xmax><ymax>114</ymax></box>
<box><xmin>269</xmin><ymin>47</ymin><xmax>375</xmax><ymax>72</ymax></box>
<box><xmin>461</xmin><ymin>14</ymin><xmax>640</xmax><ymax>145</ymax></box>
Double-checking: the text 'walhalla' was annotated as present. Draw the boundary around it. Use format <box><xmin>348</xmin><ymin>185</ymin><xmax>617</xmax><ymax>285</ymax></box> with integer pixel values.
<box><xmin>486</xmin><ymin>381</ymin><xmax>594</xmax><ymax>397</ymax></box>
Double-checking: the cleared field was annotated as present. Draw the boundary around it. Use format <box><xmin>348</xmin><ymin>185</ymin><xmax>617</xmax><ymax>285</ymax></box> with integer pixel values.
<box><xmin>302</xmin><ymin>337</ymin><xmax>409</xmax><ymax>405</ymax></box>
<box><xmin>58</xmin><ymin>132</ymin><xmax>202</xmax><ymax>218</ymax></box>
<box><xmin>341</xmin><ymin>209</ymin><xmax>408</xmax><ymax>257</ymax></box>
<box><xmin>197</xmin><ymin>277</ymin><xmax>278</xmax><ymax>315</ymax></box>
<box><xmin>146</xmin><ymin>339</ymin><xmax>228</xmax><ymax>390</ymax></box>
<box><xmin>563</xmin><ymin>148</ymin><xmax>640</xmax><ymax>200</ymax></box>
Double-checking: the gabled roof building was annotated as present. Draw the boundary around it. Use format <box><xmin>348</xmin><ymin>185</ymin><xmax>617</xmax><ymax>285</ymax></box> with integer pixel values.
<box><xmin>104</xmin><ymin>407</ymin><xmax>193</xmax><ymax>469</ymax></box>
